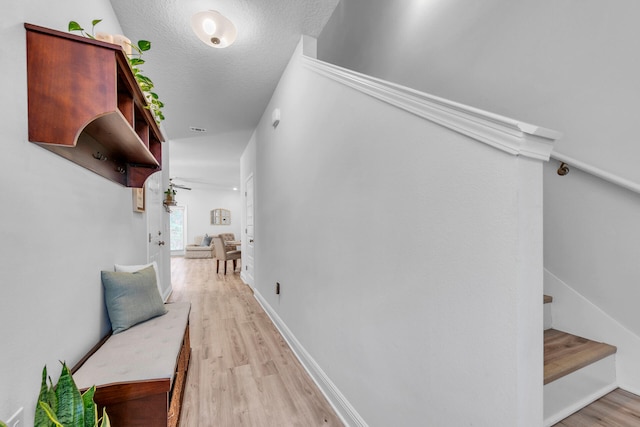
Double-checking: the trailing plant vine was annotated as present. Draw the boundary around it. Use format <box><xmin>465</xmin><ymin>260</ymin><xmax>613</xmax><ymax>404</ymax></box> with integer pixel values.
<box><xmin>68</xmin><ymin>19</ymin><xmax>165</xmax><ymax>123</ymax></box>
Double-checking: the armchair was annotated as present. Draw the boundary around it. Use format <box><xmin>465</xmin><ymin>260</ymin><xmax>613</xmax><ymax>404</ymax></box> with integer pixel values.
<box><xmin>219</xmin><ymin>233</ymin><xmax>238</xmax><ymax>250</ymax></box>
<box><xmin>212</xmin><ymin>236</ymin><xmax>241</xmax><ymax>274</ymax></box>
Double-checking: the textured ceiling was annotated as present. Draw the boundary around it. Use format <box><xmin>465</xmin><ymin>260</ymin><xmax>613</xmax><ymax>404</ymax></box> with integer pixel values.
<box><xmin>109</xmin><ymin>0</ymin><xmax>339</xmax><ymax>190</ymax></box>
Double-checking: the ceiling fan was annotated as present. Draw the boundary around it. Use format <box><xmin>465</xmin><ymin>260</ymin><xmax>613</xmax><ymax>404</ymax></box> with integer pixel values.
<box><xmin>169</xmin><ymin>178</ymin><xmax>192</xmax><ymax>190</ymax></box>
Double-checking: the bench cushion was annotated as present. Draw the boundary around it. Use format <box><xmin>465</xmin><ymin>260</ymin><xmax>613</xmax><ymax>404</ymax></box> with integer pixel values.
<box><xmin>74</xmin><ymin>302</ymin><xmax>191</xmax><ymax>390</ymax></box>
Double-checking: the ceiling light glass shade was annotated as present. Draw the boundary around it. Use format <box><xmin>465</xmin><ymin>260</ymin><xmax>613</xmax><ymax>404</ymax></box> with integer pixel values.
<box><xmin>191</xmin><ymin>10</ymin><xmax>237</xmax><ymax>48</ymax></box>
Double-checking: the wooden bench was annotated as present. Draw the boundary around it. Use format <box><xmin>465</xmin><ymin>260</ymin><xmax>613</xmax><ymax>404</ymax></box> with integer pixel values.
<box><xmin>72</xmin><ymin>302</ymin><xmax>191</xmax><ymax>427</ymax></box>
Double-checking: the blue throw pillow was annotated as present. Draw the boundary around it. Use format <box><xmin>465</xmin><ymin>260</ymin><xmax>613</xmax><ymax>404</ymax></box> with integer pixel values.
<box><xmin>101</xmin><ymin>265</ymin><xmax>167</xmax><ymax>334</ymax></box>
<box><xmin>200</xmin><ymin>234</ymin><xmax>213</xmax><ymax>246</ymax></box>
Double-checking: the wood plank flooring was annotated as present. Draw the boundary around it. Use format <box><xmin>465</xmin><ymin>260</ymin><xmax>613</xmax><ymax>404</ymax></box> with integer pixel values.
<box><xmin>554</xmin><ymin>388</ymin><xmax>640</xmax><ymax>426</ymax></box>
<box><xmin>544</xmin><ymin>329</ymin><xmax>616</xmax><ymax>385</ymax></box>
<box><xmin>167</xmin><ymin>257</ymin><xmax>343</xmax><ymax>427</ymax></box>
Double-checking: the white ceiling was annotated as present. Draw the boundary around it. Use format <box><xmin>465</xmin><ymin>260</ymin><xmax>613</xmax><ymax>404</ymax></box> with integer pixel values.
<box><xmin>109</xmin><ymin>0</ymin><xmax>339</xmax><ymax>190</ymax></box>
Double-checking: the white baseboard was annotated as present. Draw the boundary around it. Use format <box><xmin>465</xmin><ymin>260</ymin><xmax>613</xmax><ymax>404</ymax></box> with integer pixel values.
<box><xmin>618</xmin><ymin>384</ymin><xmax>640</xmax><ymax>397</ymax></box>
<box><xmin>253</xmin><ymin>290</ymin><xmax>368</xmax><ymax>427</ymax></box>
<box><xmin>544</xmin><ymin>355</ymin><xmax>617</xmax><ymax>426</ymax></box>
<box><xmin>544</xmin><ymin>382</ymin><xmax>618</xmax><ymax>426</ymax></box>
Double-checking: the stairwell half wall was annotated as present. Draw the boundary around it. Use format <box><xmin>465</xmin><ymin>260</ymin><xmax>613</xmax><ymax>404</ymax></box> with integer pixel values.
<box><xmin>248</xmin><ymin>37</ymin><xmax>558</xmax><ymax>427</ymax></box>
<box><xmin>544</xmin><ymin>162</ymin><xmax>640</xmax><ymax>392</ymax></box>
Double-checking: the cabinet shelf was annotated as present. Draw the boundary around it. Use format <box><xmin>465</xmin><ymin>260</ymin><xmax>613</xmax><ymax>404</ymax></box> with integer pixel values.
<box><xmin>25</xmin><ymin>23</ymin><xmax>164</xmax><ymax>188</ymax></box>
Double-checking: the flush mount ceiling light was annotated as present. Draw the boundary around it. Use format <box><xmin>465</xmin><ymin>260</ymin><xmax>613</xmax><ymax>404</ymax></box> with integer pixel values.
<box><xmin>191</xmin><ymin>10</ymin><xmax>237</xmax><ymax>48</ymax></box>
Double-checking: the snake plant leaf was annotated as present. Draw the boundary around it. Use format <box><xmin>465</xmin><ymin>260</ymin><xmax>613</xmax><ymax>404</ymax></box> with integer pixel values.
<box><xmin>137</xmin><ymin>40</ymin><xmax>151</xmax><ymax>52</ymax></box>
<box><xmin>54</xmin><ymin>363</ymin><xmax>85</xmax><ymax>426</ymax></box>
<box><xmin>37</xmin><ymin>402</ymin><xmax>63</xmax><ymax>427</ymax></box>
<box><xmin>47</xmin><ymin>375</ymin><xmax>58</xmax><ymax>419</ymax></box>
<box><xmin>35</xmin><ymin>366</ymin><xmax>56</xmax><ymax>427</ymax></box>
<box><xmin>98</xmin><ymin>408</ymin><xmax>111</xmax><ymax>427</ymax></box>
<box><xmin>35</xmin><ymin>365</ymin><xmax>49</xmax><ymax>425</ymax></box>
<box><xmin>82</xmin><ymin>386</ymin><xmax>97</xmax><ymax>427</ymax></box>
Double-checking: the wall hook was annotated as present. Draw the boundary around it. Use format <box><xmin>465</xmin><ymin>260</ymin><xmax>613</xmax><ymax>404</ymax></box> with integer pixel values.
<box><xmin>92</xmin><ymin>152</ymin><xmax>108</xmax><ymax>161</ymax></box>
<box><xmin>557</xmin><ymin>162</ymin><xmax>570</xmax><ymax>176</ymax></box>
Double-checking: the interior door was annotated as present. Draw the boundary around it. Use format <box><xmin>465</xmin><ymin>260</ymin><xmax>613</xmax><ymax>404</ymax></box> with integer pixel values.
<box><xmin>146</xmin><ymin>172</ymin><xmax>168</xmax><ymax>299</ymax></box>
<box><xmin>243</xmin><ymin>173</ymin><xmax>255</xmax><ymax>288</ymax></box>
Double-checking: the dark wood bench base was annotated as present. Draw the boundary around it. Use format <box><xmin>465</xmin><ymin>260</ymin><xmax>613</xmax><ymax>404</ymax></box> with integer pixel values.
<box><xmin>73</xmin><ymin>323</ymin><xmax>191</xmax><ymax>427</ymax></box>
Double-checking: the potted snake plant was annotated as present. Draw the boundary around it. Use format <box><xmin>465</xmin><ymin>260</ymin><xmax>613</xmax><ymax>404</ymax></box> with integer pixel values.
<box><xmin>35</xmin><ymin>362</ymin><xmax>110</xmax><ymax>427</ymax></box>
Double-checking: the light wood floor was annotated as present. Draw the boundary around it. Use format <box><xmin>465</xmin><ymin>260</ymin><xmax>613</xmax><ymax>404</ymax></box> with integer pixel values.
<box><xmin>168</xmin><ymin>257</ymin><xmax>343</xmax><ymax>427</ymax></box>
<box><xmin>554</xmin><ymin>388</ymin><xmax>640</xmax><ymax>426</ymax></box>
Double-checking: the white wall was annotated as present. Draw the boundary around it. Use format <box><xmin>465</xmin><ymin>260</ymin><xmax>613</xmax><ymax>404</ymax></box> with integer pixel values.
<box><xmin>0</xmin><ymin>0</ymin><xmax>165</xmax><ymax>421</ymax></box>
<box><xmin>176</xmin><ymin>187</ymin><xmax>242</xmax><ymax>246</ymax></box>
<box><xmin>319</xmin><ymin>0</ymin><xmax>640</xmax><ymax>391</ymax></box>
<box><xmin>544</xmin><ymin>162</ymin><xmax>640</xmax><ymax>389</ymax></box>
<box><xmin>319</xmin><ymin>0</ymin><xmax>640</xmax><ymax>184</ymax></box>
<box><xmin>544</xmin><ymin>164</ymin><xmax>640</xmax><ymax>334</ymax></box>
<box><xmin>250</xmin><ymin>40</ymin><xmax>548</xmax><ymax>427</ymax></box>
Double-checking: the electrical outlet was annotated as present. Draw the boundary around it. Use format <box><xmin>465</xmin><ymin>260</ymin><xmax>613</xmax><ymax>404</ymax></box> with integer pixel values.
<box><xmin>6</xmin><ymin>407</ymin><xmax>23</xmax><ymax>427</ymax></box>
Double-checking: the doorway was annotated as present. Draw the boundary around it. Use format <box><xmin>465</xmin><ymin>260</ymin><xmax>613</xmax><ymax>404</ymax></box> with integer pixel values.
<box><xmin>170</xmin><ymin>206</ymin><xmax>186</xmax><ymax>255</ymax></box>
<box><xmin>243</xmin><ymin>173</ymin><xmax>255</xmax><ymax>287</ymax></box>
<box><xmin>146</xmin><ymin>172</ymin><xmax>170</xmax><ymax>299</ymax></box>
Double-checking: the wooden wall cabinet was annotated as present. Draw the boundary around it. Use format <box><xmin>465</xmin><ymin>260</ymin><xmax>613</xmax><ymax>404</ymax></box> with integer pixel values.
<box><xmin>25</xmin><ymin>23</ymin><xmax>164</xmax><ymax>188</ymax></box>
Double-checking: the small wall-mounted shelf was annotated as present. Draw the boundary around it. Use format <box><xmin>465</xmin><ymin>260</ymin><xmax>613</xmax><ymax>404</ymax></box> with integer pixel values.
<box><xmin>24</xmin><ymin>23</ymin><xmax>164</xmax><ymax>188</ymax></box>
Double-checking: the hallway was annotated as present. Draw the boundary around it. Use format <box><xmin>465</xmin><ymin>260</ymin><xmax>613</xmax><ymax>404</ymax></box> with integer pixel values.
<box><xmin>168</xmin><ymin>257</ymin><xmax>343</xmax><ymax>426</ymax></box>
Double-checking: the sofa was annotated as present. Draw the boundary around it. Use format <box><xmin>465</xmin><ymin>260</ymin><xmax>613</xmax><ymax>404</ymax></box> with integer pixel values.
<box><xmin>184</xmin><ymin>234</ymin><xmax>215</xmax><ymax>258</ymax></box>
<box><xmin>72</xmin><ymin>264</ymin><xmax>191</xmax><ymax>427</ymax></box>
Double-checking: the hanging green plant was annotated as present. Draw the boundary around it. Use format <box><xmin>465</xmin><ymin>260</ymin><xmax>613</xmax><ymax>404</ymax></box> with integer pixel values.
<box><xmin>68</xmin><ymin>19</ymin><xmax>165</xmax><ymax>124</ymax></box>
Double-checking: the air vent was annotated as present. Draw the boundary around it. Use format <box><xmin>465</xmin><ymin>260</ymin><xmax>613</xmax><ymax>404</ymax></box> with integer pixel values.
<box><xmin>189</xmin><ymin>126</ymin><xmax>207</xmax><ymax>133</ymax></box>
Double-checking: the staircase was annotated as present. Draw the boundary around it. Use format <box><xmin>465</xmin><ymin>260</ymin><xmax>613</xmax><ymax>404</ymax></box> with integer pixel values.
<box><xmin>543</xmin><ymin>294</ymin><xmax>620</xmax><ymax>425</ymax></box>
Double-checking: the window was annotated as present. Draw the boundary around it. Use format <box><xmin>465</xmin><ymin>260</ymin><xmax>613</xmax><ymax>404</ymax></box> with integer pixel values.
<box><xmin>170</xmin><ymin>206</ymin><xmax>186</xmax><ymax>251</ymax></box>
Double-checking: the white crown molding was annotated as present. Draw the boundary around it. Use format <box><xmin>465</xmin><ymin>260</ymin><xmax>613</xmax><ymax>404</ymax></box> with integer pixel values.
<box><xmin>301</xmin><ymin>54</ymin><xmax>562</xmax><ymax>161</ymax></box>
